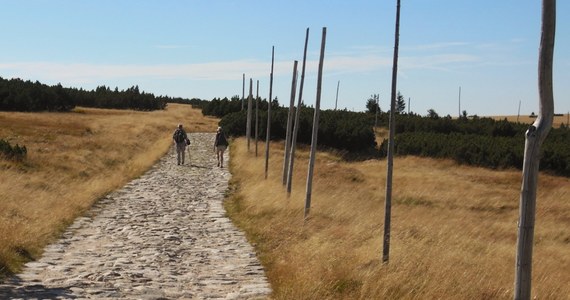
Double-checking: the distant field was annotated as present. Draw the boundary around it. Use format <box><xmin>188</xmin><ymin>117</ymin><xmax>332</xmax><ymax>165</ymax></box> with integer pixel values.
<box><xmin>490</xmin><ymin>113</ymin><xmax>569</xmax><ymax>127</ymax></box>
<box><xmin>225</xmin><ymin>137</ymin><xmax>570</xmax><ymax>299</ymax></box>
<box><xmin>0</xmin><ymin>104</ymin><xmax>219</xmax><ymax>276</ymax></box>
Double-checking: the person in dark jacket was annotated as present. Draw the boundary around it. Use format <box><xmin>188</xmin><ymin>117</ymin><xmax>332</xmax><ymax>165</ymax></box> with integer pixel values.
<box><xmin>173</xmin><ymin>124</ymin><xmax>188</xmax><ymax>165</ymax></box>
<box><xmin>213</xmin><ymin>126</ymin><xmax>228</xmax><ymax>168</ymax></box>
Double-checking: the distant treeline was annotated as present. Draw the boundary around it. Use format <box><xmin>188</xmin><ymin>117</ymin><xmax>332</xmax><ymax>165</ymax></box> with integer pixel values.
<box><xmin>204</xmin><ymin>97</ymin><xmax>376</xmax><ymax>152</ymax></box>
<box><xmin>204</xmin><ymin>97</ymin><xmax>569</xmax><ymax>177</ymax></box>
<box><xmin>66</xmin><ymin>85</ymin><xmax>167</xmax><ymax>111</ymax></box>
<box><xmin>0</xmin><ymin>76</ymin><xmax>195</xmax><ymax>112</ymax></box>
<box><xmin>378</xmin><ymin>114</ymin><xmax>570</xmax><ymax>177</ymax></box>
<box><xmin>0</xmin><ymin>77</ymin><xmax>74</xmax><ymax>112</ymax></box>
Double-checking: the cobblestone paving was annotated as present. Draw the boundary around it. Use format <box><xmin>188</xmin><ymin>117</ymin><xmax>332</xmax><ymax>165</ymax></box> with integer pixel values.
<box><xmin>0</xmin><ymin>133</ymin><xmax>271</xmax><ymax>300</ymax></box>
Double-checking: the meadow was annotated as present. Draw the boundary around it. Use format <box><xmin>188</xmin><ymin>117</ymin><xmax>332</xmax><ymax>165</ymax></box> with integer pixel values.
<box><xmin>225</xmin><ymin>137</ymin><xmax>569</xmax><ymax>299</ymax></box>
<box><xmin>0</xmin><ymin>104</ymin><xmax>219</xmax><ymax>276</ymax></box>
<box><xmin>1</xmin><ymin>104</ymin><xmax>568</xmax><ymax>299</ymax></box>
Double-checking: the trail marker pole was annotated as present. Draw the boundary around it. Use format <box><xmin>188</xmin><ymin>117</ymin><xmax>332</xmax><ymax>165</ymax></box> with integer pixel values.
<box><xmin>304</xmin><ymin>27</ymin><xmax>326</xmax><ymax>219</ymax></box>
<box><xmin>514</xmin><ymin>0</ymin><xmax>555</xmax><ymax>299</ymax></box>
<box><xmin>383</xmin><ymin>0</ymin><xmax>401</xmax><ymax>264</ymax></box>
<box><xmin>246</xmin><ymin>78</ymin><xmax>253</xmax><ymax>151</ymax></box>
<box><xmin>264</xmin><ymin>47</ymin><xmax>275</xmax><ymax>179</ymax></box>
<box><xmin>283</xmin><ymin>60</ymin><xmax>298</xmax><ymax>186</ymax></box>
<box><xmin>334</xmin><ymin>80</ymin><xmax>340</xmax><ymax>110</ymax></box>
<box><xmin>287</xmin><ymin>28</ymin><xmax>309</xmax><ymax>196</ymax></box>
<box><xmin>255</xmin><ymin>80</ymin><xmax>260</xmax><ymax>157</ymax></box>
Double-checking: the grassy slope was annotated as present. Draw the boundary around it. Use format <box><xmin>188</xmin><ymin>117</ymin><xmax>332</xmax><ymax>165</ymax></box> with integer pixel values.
<box><xmin>225</xmin><ymin>137</ymin><xmax>569</xmax><ymax>299</ymax></box>
<box><xmin>0</xmin><ymin>104</ymin><xmax>219</xmax><ymax>276</ymax></box>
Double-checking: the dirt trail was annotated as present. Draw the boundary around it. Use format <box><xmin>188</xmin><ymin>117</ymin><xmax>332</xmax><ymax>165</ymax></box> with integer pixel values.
<box><xmin>0</xmin><ymin>133</ymin><xmax>271</xmax><ymax>300</ymax></box>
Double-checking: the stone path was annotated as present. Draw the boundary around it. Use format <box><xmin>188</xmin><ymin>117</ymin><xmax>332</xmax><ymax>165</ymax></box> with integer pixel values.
<box><xmin>0</xmin><ymin>133</ymin><xmax>271</xmax><ymax>300</ymax></box>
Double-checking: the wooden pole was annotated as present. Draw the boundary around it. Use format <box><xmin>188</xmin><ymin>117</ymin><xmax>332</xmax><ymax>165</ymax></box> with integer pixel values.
<box><xmin>305</xmin><ymin>27</ymin><xmax>326</xmax><ymax>219</ymax></box>
<box><xmin>264</xmin><ymin>46</ymin><xmax>275</xmax><ymax>179</ymax></box>
<box><xmin>287</xmin><ymin>27</ymin><xmax>309</xmax><ymax>196</ymax></box>
<box><xmin>383</xmin><ymin>0</ymin><xmax>401</xmax><ymax>264</ymax></box>
<box><xmin>517</xmin><ymin>100</ymin><xmax>522</xmax><ymax>123</ymax></box>
<box><xmin>408</xmin><ymin>97</ymin><xmax>410</xmax><ymax>114</ymax></box>
<box><xmin>283</xmin><ymin>60</ymin><xmax>298</xmax><ymax>186</ymax></box>
<box><xmin>374</xmin><ymin>94</ymin><xmax>379</xmax><ymax>132</ymax></box>
<box><xmin>458</xmin><ymin>86</ymin><xmax>462</xmax><ymax>118</ymax></box>
<box><xmin>255</xmin><ymin>80</ymin><xmax>260</xmax><ymax>157</ymax></box>
<box><xmin>335</xmin><ymin>80</ymin><xmax>340</xmax><ymax>110</ymax></box>
<box><xmin>246</xmin><ymin>78</ymin><xmax>253</xmax><ymax>151</ymax></box>
<box><xmin>242</xmin><ymin>73</ymin><xmax>245</xmax><ymax>111</ymax></box>
<box><xmin>514</xmin><ymin>0</ymin><xmax>555</xmax><ymax>299</ymax></box>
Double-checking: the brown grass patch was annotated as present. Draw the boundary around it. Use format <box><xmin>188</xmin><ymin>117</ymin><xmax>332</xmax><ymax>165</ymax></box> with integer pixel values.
<box><xmin>0</xmin><ymin>104</ymin><xmax>218</xmax><ymax>276</ymax></box>
<box><xmin>490</xmin><ymin>114</ymin><xmax>569</xmax><ymax>128</ymax></box>
<box><xmin>225</xmin><ymin>137</ymin><xmax>570</xmax><ymax>299</ymax></box>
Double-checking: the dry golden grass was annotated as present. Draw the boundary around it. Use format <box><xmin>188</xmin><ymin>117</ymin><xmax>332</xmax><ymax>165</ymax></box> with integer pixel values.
<box><xmin>0</xmin><ymin>104</ymin><xmax>219</xmax><ymax>276</ymax></box>
<box><xmin>491</xmin><ymin>114</ymin><xmax>569</xmax><ymax>128</ymax></box>
<box><xmin>225</xmin><ymin>138</ymin><xmax>570</xmax><ymax>299</ymax></box>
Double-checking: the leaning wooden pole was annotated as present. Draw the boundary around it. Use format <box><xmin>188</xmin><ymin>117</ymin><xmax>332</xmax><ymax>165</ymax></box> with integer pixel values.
<box><xmin>255</xmin><ymin>80</ymin><xmax>260</xmax><ymax>157</ymax></box>
<box><xmin>282</xmin><ymin>60</ymin><xmax>298</xmax><ymax>186</ymax></box>
<box><xmin>287</xmin><ymin>27</ymin><xmax>309</xmax><ymax>196</ymax></box>
<box><xmin>383</xmin><ymin>0</ymin><xmax>401</xmax><ymax>264</ymax></box>
<box><xmin>304</xmin><ymin>27</ymin><xmax>326</xmax><ymax>219</ymax></box>
<box><xmin>514</xmin><ymin>0</ymin><xmax>555</xmax><ymax>299</ymax></box>
<box><xmin>246</xmin><ymin>78</ymin><xmax>253</xmax><ymax>151</ymax></box>
<box><xmin>264</xmin><ymin>46</ymin><xmax>275</xmax><ymax>179</ymax></box>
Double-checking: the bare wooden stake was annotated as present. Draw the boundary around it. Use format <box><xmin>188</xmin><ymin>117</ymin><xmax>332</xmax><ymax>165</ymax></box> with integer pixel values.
<box><xmin>335</xmin><ymin>80</ymin><xmax>340</xmax><ymax>110</ymax></box>
<box><xmin>517</xmin><ymin>100</ymin><xmax>522</xmax><ymax>123</ymax></box>
<box><xmin>264</xmin><ymin>46</ymin><xmax>275</xmax><ymax>179</ymax></box>
<box><xmin>383</xmin><ymin>0</ymin><xmax>401</xmax><ymax>264</ymax></box>
<box><xmin>283</xmin><ymin>60</ymin><xmax>298</xmax><ymax>186</ymax></box>
<box><xmin>514</xmin><ymin>1</ymin><xmax>555</xmax><ymax>299</ymax></box>
<box><xmin>246</xmin><ymin>78</ymin><xmax>253</xmax><ymax>151</ymax></box>
<box><xmin>287</xmin><ymin>28</ymin><xmax>309</xmax><ymax>196</ymax></box>
<box><xmin>242</xmin><ymin>73</ymin><xmax>245</xmax><ymax>111</ymax></box>
<box><xmin>255</xmin><ymin>80</ymin><xmax>260</xmax><ymax>157</ymax></box>
<box><xmin>305</xmin><ymin>27</ymin><xmax>326</xmax><ymax>219</ymax></box>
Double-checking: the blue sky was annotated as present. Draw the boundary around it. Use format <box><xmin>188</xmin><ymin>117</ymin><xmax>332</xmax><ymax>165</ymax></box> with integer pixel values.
<box><xmin>1</xmin><ymin>0</ymin><xmax>568</xmax><ymax>117</ymax></box>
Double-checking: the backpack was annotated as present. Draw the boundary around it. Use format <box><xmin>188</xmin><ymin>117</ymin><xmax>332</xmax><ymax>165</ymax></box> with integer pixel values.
<box><xmin>174</xmin><ymin>129</ymin><xmax>186</xmax><ymax>143</ymax></box>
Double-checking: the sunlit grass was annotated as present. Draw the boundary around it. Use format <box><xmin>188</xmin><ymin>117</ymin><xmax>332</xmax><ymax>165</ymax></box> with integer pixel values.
<box><xmin>0</xmin><ymin>104</ymin><xmax>219</xmax><ymax>276</ymax></box>
<box><xmin>225</xmin><ymin>137</ymin><xmax>570</xmax><ymax>299</ymax></box>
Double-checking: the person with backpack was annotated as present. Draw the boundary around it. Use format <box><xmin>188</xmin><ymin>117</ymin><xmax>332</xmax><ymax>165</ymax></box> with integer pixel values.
<box><xmin>213</xmin><ymin>126</ymin><xmax>229</xmax><ymax>168</ymax></box>
<box><xmin>173</xmin><ymin>124</ymin><xmax>189</xmax><ymax>165</ymax></box>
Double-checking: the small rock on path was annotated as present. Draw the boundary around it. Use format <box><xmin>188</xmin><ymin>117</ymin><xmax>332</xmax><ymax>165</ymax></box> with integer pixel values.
<box><xmin>0</xmin><ymin>133</ymin><xmax>271</xmax><ymax>300</ymax></box>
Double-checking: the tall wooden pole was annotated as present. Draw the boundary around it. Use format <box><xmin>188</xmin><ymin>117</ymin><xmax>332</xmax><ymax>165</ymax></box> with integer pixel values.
<box><xmin>383</xmin><ymin>0</ymin><xmax>401</xmax><ymax>264</ymax></box>
<box><xmin>408</xmin><ymin>97</ymin><xmax>410</xmax><ymax>114</ymax></box>
<box><xmin>246</xmin><ymin>78</ymin><xmax>253</xmax><ymax>151</ymax></box>
<box><xmin>283</xmin><ymin>61</ymin><xmax>298</xmax><ymax>186</ymax></box>
<box><xmin>287</xmin><ymin>28</ymin><xmax>309</xmax><ymax>196</ymax></box>
<box><xmin>514</xmin><ymin>0</ymin><xmax>555</xmax><ymax>299</ymax></box>
<box><xmin>264</xmin><ymin>46</ymin><xmax>275</xmax><ymax>179</ymax></box>
<box><xmin>305</xmin><ymin>27</ymin><xmax>326</xmax><ymax>219</ymax></box>
<box><xmin>242</xmin><ymin>73</ymin><xmax>245</xmax><ymax>111</ymax></box>
<box><xmin>335</xmin><ymin>80</ymin><xmax>340</xmax><ymax>110</ymax></box>
<box><xmin>458</xmin><ymin>86</ymin><xmax>462</xmax><ymax>118</ymax></box>
<box><xmin>255</xmin><ymin>80</ymin><xmax>260</xmax><ymax>157</ymax></box>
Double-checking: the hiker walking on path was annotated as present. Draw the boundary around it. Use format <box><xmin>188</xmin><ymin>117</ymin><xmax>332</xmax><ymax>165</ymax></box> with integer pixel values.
<box><xmin>173</xmin><ymin>123</ymin><xmax>189</xmax><ymax>165</ymax></box>
<box><xmin>214</xmin><ymin>126</ymin><xmax>229</xmax><ymax>168</ymax></box>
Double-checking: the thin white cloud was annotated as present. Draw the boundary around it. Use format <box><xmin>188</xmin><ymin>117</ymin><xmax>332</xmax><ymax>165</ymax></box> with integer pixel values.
<box><xmin>0</xmin><ymin>52</ymin><xmax>479</xmax><ymax>86</ymax></box>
